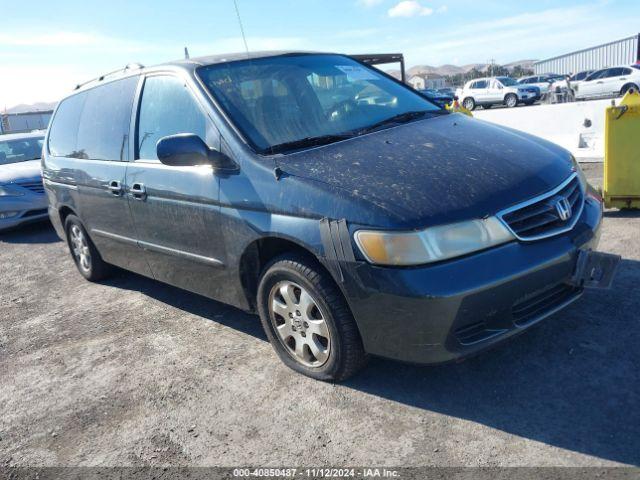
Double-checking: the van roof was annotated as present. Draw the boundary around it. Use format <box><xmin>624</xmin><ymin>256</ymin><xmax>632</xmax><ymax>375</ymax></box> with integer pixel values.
<box><xmin>73</xmin><ymin>51</ymin><xmax>329</xmax><ymax>93</ymax></box>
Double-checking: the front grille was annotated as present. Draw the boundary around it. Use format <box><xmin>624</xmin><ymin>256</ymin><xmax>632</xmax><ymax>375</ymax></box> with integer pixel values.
<box><xmin>17</xmin><ymin>180</ymin><xmax>45</xmax><ymax>194</ymax></box>
<box><xmin>499</xmin><ymin>174</ymin><xmax>584</xmax><ymax>241</ymax></box>
<box><xmin>512</xmin><ymin>283</ymin><xmax>581</xmax><ymax>326</ymax></box>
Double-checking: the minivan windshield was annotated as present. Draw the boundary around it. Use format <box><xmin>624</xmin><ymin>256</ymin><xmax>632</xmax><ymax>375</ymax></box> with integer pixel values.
<box><xmin>0</xmin><ymin>137</ymin><xmax>44</xmax><ymax>165</ymax></box>
<box><xmin>197</xmin><ymin>54</ymin><xmax>442</xmax><ymax>154</ymax></box>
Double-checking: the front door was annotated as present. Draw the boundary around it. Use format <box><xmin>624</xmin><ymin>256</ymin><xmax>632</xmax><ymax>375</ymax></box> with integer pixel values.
<box><xmin>126</xmin><ymin>74</ymin><xmax>227</xmax><ymax>299</ymax></box>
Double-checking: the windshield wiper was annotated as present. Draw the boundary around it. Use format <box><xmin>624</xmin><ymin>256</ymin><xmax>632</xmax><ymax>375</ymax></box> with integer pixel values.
<box><xmin>355</xmin><ymin>110</ymin><xmax>446</xmax><ymax>135</ymax></box>
<box><xmin>265</xmin><ymin>133</ymin><xmax>355</xmax><ymax>155</ymax></box>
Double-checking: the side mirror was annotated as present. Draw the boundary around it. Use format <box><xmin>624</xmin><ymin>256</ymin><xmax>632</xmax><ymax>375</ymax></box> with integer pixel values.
<box><xmin>156</xmin><ymin>134</ymin><xmax>237</xmax><ymax>171</ymax></box>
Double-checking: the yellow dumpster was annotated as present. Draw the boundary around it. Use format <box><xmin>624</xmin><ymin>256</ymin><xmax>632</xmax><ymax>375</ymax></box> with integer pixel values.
<box><xmin>603</xmin><ymin>90</ymin><xmax>640</xmax><ymax>209</ymax></box>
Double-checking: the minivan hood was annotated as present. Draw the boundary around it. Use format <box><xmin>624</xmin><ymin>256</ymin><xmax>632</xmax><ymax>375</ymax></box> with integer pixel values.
<box><xmin>0</xmin><ymin>160</ymin><xmax>42</xmax><ymax>184</ymax></box>
<box><xmin>277</xmin><ymin>114</ymin><xmax>574</xmax><ymax>228</ymax></box>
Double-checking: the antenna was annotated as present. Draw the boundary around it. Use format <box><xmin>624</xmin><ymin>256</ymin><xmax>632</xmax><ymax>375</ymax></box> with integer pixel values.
<box><xmin>233</xmin><ymin>0</ymin><xmax>250</xmax><ymax>55</ymax></box>
<box><xmin>184</xmin><ymin>47</ymin><xmax>190</xmax><ymax>60</ymax></box>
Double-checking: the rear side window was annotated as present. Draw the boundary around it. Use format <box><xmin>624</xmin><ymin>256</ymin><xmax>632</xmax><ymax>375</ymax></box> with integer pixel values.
<box><xmin>49</xmin><ymin>77</ymin><xmax>138</xmax><ymax>160</ymax></box>
<box><xmin>136</xmin><ymin>76</ymin><xmax>216</xmax><ymax>160</ymax></box>
<box><xmin>76</xmin><ymin>77</ymin><xmax>138</xmax><ymax>161</ymax></box>
<box><xmin>48</xmin><ymin>92</ymin><xmax>87</xmax><ymax>157</ymax></box>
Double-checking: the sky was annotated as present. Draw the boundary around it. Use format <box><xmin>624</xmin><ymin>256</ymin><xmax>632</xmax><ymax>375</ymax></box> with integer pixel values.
<box><xmin>1</xmin><ymin>0</ymin><xmax>639</xmax><ymax>108</ymax></box>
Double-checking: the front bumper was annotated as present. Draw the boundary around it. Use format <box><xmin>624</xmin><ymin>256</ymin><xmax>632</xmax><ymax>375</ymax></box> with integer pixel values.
<box><xmin>342</xmin><ymin>196</ymin><xmax>604</xmax><ymax>364</ymax></box>
<box><xmin>0</xmin><ymin>195</ymin><xmax>49</xmax><ymax>231</ymax></box>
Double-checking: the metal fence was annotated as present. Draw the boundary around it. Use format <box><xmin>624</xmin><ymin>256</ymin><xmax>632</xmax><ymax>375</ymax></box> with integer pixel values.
<box><xmin>534</xmin><ymin>34</ymin><xmax>640</xmax><ymax>75</ymax></box>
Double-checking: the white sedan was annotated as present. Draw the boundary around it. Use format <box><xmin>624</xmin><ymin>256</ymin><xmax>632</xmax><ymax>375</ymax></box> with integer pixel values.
<box><xmin>575</xmin><ymin>65</ymin><xmax>640</xmax><ymax>100</ymax></box>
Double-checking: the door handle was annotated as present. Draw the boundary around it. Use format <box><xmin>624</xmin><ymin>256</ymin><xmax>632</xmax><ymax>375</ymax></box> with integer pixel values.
<box><xmin>108</xmin><ymin>180</ymin><xmax>123</xmax><ymax>196</ymax></box>
<box><xmin>597</xmin><ymin>81</ymin><xmax>604</xmax><ymax>84</ymax></box>
<box><xmin>130</xmin><ymin>183</ymin><xmax>147</xmax><ymax>201</ymax></box>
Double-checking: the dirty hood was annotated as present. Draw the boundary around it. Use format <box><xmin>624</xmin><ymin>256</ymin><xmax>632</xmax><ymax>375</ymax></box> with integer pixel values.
<box><xmin>0</xmin><ymin>160</ymin><xmax>42</xmax><ymax>185</ymax></box>
<box><xmin>278</xmin><ymin>114</ymin><xmax>574</xmax><ymax>227</ymax></box>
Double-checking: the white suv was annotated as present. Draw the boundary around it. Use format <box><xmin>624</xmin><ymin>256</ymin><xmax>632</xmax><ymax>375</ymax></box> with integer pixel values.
<box><xmin>457</xmin><ymin>77</ymin><xmax>540</xmax><ymax>111</ymax></box>
<box><xmin>574</xmin><ymin>65</ymin><xmax>640</xmax><ymax>100</ymax></box>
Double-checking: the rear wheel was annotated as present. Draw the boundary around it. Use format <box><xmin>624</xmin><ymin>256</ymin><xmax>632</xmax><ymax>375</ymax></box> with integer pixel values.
<box><xmin>462</xmin><ymin>97</ymin><xmax>476</xmax><ymax>111</ymax></box>
<box><xmin>65</xmin><ymin>215</ymin><xmax>113</xmax><ymax>281</ymax></box>
<box><xmin>257</xmin><ymin>254</ymin><xmax>367</xmax><ymax>382</ymax></box>
<box><xmin>505</xmin><ymin>93</ymin><xmax>518</xmax><ymax>108</ymax></box>
<box><xmin>621</xmin><ymin>83</ymin><xmax>639</xmax><ymax>96</ymax></box>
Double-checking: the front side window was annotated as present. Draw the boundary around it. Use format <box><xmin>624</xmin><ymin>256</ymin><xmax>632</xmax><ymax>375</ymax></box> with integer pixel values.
<box><xmin>197</xmin><ymin>54</ymin><xmax>440</xmax><ymax>154</ymax></box>
<box><xmin>496</xmin><ymin>77</ymin><xmax>518</xmax><ymax>87</ymax></box>
<box><xmin>0</xmin><ymin>137</ymin><xmax>44</xmax><ymax>165</ymax></box>
<box><xmin>136</xmin><ymin>76</ymin><xmax>216</xmax><ymax>160</ymax></box>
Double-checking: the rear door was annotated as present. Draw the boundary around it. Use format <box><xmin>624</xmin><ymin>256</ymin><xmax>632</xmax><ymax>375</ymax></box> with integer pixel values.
<box><xmin>47</xmin><ymin>76</ymin><xmax>151</xmax><ymax>276</ymax></box>
<box><xmin>125</xmin><ymin>73</ymin><xmax>227</xmax><ymax>299</ymax></box>
<box><xmin>485</xmin><ymin>79</ymin><xmax>503</xmax><ymax>103</ymax></box>
<box><xmin>470</xmin><ymin>80</ymin><xmax>489</xmax><ymax>103</ymax></box>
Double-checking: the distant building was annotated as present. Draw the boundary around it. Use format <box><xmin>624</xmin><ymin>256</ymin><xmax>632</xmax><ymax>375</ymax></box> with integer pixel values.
<box><xmin>534</xmin><ymin>34</ymin><xmax>640</xmax><ymax>75</ymax></box>
<box><xmin>0</xmin><ymin>111</ymin><xmax>52</xmax><ymax>134</ymax></box>
<box><xmin>408</xmin><ymin>74</ymin><xmax>447</xmax><ymax>90</ymax></box>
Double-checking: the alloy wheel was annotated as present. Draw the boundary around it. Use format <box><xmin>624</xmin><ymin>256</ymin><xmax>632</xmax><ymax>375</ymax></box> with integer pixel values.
<box><xmin>70</xmin><ymin>224</ymin><xmax>91</xmax><ymax>272</ymax></box>
<box><xmin>269</xmin><ymin>280</ymin><xmax>331</xmax><ymax>367</ymax></box>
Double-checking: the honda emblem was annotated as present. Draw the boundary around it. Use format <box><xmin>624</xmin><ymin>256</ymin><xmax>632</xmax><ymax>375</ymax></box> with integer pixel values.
<box><xmin>555</xmin><ymin>198</ymin><xmax>572</xmax><ymax>221</ymax></box>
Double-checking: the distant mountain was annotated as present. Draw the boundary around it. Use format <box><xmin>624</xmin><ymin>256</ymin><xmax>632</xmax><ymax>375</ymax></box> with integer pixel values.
<box><xmin>401</xmin><ymin>59</ymin><xmax>538</xmax><ymax>78</ymax></box>
<box><xmin>5</xmin><ymin>102</ymin><xmax>57</xmax><ymax>114</ymax></box>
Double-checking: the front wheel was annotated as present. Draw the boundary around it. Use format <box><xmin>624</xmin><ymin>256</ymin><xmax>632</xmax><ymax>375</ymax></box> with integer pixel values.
<box><xmin>505</xmin><ymin>94</ymin><xmax>518</xmax><ymax>108</ymax></box>
<box><xmin>257</xmin><ymin>254</ymin><xmax>367</xmax><ymax>382</ymax></box>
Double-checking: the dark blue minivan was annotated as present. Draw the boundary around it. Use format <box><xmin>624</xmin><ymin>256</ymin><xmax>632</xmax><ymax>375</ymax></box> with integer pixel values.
<box><xmin>43</xmin><ymin>52</ymin><xmax>615</xmax><ymax>381</ymax></box>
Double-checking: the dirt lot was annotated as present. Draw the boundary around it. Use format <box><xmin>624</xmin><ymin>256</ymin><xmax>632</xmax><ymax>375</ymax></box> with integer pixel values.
<box><xmin>1</xmin><ymin>164</ymin><xmax>638</xmax><ymax>468</ymax></box>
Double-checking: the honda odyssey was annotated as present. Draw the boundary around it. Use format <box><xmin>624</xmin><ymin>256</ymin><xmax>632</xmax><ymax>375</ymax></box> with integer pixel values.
<box><xmin>43</xmin><ymin>52</ymin><xmax>617</xmax><ymax>381</ymax></box>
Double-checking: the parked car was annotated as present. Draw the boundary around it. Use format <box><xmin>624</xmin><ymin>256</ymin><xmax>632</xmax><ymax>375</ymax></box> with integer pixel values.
<box><xmin>548</xmin><ymin>70</ymin><xmax>594</xmax><ymax>95</ymax></box>
<box><xmin>574</xmin><ymin>65</ymin><xmax>640</xmax><ymax>100</ymax></box>
<box><xmin>518</xmin><ymin>74</ymin><xmax>564</xmax><ymax>95</ymax></box>
<box><xmin>0</xmin><ymin>131</ymin><xmax>48</xmax><ymax>231</ymax></box>
<box><xmin>44</xmin><ymin>52</ymin><xmax>611</xmax><ymax>381</ymax></box>
<box><xmin>437</xmin><ymin>87</ymin><xmax>456</xmax><ymax>97</ymax></box>
<box><xmin>457</xmin><ymin>76</ymin><xmax>540</xmax><ymax>110</ymax></box>
<box><xmin>417</xmin><ymin>88</ymin><xmax>453</xmax><ymax>107</ymax></box>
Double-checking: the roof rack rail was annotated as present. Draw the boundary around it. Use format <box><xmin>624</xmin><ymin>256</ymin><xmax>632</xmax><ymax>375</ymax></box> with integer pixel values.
<box><xmin>74</xmin><ymin>63</ymin><xmax>144</xmax><ymax>91</ymax></box>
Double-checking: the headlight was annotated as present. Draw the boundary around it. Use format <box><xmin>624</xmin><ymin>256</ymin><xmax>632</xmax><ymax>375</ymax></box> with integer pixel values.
<box><xmin>0</xmin><ymin>184</ymin><xmax>25</xmax><ymax>197</ymax></box>
<box><xmin>354</xmin><ymin>217</ymin><xmax>515</xmax><ymax>266</ymax></box>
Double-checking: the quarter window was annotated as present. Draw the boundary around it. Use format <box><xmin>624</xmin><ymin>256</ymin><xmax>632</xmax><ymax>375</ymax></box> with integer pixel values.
<box><xmin>136</xmin><ymin>76</ymin><xmax>216</xmax><ymax>160</ymax></box>
<box><xmin>48</xmin><ymin>77</ymin><xmax>138</xmax><ymax>160</ymax></box>
<box><xmin>48</xmin><ymin>92</ymin><xmax>87</xmax><ymax>158</ymax></box>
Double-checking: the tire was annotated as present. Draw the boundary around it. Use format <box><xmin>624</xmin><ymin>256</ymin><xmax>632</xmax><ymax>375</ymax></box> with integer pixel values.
<box><xmin>462</xmin><ymin>97</ymin><xmax>475</xmax><ymax>111</ymax></box>
<box><xmin>257</xmin><ymin>253</ymin><xmax>367</xmax><ymax>382</ymax></box>
<box><xmin>505</xmin><ymin>93</ymin><xmax>518</xmax><ymax>108</ymax></box>
<box><xmin>621</xmin><ymin>83</ymin><xmax>639</xmax><ymax>96</ymax></box>
<box><xmin>64</xmin><ymin>214</ymin><xmax>113</xmax><ymax>281</ymax></box>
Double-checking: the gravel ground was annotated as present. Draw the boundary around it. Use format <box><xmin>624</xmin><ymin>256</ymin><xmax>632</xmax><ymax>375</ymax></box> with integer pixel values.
<box><xmin>1</xmin><ymin>164</ymin><xmax>638</xmax><ymax>468</ymax></box>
